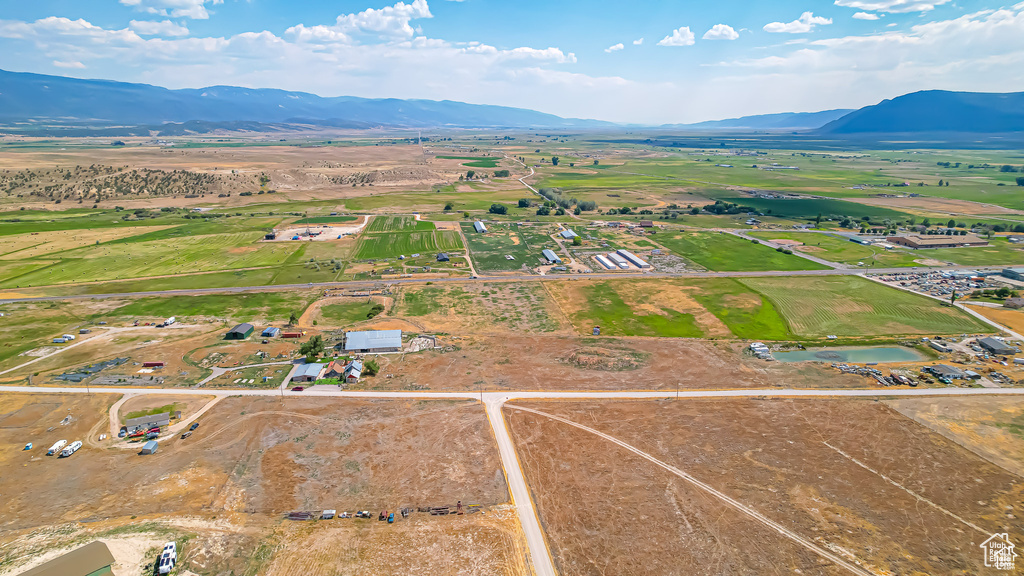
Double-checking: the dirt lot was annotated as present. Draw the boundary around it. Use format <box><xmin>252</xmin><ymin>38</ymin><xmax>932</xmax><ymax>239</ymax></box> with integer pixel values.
<box><xmin>966</xmin><ymin>303</ymin><xmax>1024</xmax><ymax>336</ymax></box>
<box><xmin>118</xmin><ymin>394</ymin><xmax>214</xmax><ymax>424</ymax></box>
<box><xmin>0</xmin><ymin>393</ymin><xmax>523</xmax><ymax>575</ymax></box>
<box><xmin>376</xmin><ymin>334</ymin><xmax>863</xmax><ymax>391</ymax></box>
<box><xmin>505</xmin><ymin>398</ymin><xmax>1023</xmax><ymax>576</ymax></box>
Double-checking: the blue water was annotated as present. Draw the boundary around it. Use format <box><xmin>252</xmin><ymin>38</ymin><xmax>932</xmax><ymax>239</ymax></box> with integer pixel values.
<box><xmin>773</xmin><ymin>347</ymin><xmax>924</xmax><ymax>363</ymax></box>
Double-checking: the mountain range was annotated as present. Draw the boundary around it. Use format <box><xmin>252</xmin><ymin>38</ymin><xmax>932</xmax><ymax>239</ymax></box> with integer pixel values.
<box><xmin>1</xmin><ymin>69</ymin><xmax>1023</xmax><ymax>135</ymax></box>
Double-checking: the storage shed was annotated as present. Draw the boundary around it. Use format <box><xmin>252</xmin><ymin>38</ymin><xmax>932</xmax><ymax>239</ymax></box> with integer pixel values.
<box><xmin>262</xmin><ymin>327</ymin><xmax>281</xmax><ymax>338</ymax></box>
<box><xmin>344</xmin><ymin>330</ymin><xmax>403</xmax><ymax>353</ymax></box>
<box><xmin>559</xmin><ymin>229</ymin><xmax>578</xmax><ymax>239</ymax></box>
<box><xmin>225</xmin><ymin>323</ymin><xmax>254</xmax><ymax>340</ymax></box>
<box><xmin>292</xmin><ymin>363</ymin><xmax>325</xmax><ymax>382</ymax></box>
<box><xmin>140</xmin><ymin>440</ymin><xmax>158</xmax><ymax>455</ymax></box>
<box><xmin>978</xmin><ymin>337</ymin><xmax>1017</xmax><ymax>356</ymax></box>
<box><xmin>436</xmin><ymin>253</ymin><xmax>450</xmax><ymax>262</ymax></box>
<box><xmin>616</xmin><ymin>249</ymin><xmax>650</xmax><ymax>269</ymax></box>
<box><xmin>542</xmin><ymin>249</ymin><xmax>562</xmax><ymax>264</ymax></box>
<box><xmin>473</xmin><ymin>221</ymin><xmax>487</xmax><ymax>233</ymax></box>
<box><xmin>16</xmin><ymin>541</ymin><xmax>115</xmax><ymax>576</ymax></box>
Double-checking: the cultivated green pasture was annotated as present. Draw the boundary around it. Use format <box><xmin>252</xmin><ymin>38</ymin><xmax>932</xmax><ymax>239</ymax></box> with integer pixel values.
<box><xmin>656</xmin><ymin>231</ymin><xmax>830</xmax><ymax>271</ymax></box>
<box><xmin>354</xmin><ymin>216</ymin><xmax>464</xmax><ymax>259</ymax></box>
<box><xmin>926</xmin><ymin>237</ymin><xmax>1024</xmax><ymax>267</ymax></box>
<box><xmin>318</xmin><ymin>300</ymin><xmax>380</xmax><ymax>326</ymax></box>
<box><xmin>106</xmin><ymin>291</ymin><xmax>316</xmax><ymax>323</ymax></box>
<box><xmin>747</xmin><ymin>231</ymin><xmax>925</xmax><ymax>268</ymax></box>
<box><xmin>740</xmin><ymin>276</ymin><xmax>989</xmax><ymax>337</ymax></box>
<box><xmin>459</xmin><ymin>222</ymin><xmax>536</xmax><ymax>271</ymax></box>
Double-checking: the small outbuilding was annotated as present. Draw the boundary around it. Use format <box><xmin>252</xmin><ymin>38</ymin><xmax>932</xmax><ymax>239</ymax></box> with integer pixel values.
<box><xmin>559</xmin><ymin>229</ymin><xmax>578</xmax><ymax>239</ymax></box>
<box><xmin>140</xmin><ymin>440</ymin><xmax>158</xmax><ymax>455</ymax></box>
<box><xmin>542</xmin><ymin>249</ymin><xmax>562</xmax><ymax>264</ymax></box>
<box><xmin>262</xmin><ymin>327</ymin><xmax>281</xmax><ymax>338</ymax></box>
<box><xmin>226</xmin><ymin>323</ymin><xmax>254</xmax><ymax>340</ymax></box>
<box><xmin>292</xmin><ymin>363</ymin><xmax>325</xmax><ymax>382</ymax></box>
<box><xmin>16</xmin><ymin>541</ymin><xmax>115</xmax><ymax>576</ymax></box>
<box><xmin>473</xmin><ymin>221</ymin><xmax>487</xmax><ymax>233</ymax></box>
<box><xmin>436</xmin><ymin>253</ymin><xmax>450</xmax><ymax>262</ymax></box>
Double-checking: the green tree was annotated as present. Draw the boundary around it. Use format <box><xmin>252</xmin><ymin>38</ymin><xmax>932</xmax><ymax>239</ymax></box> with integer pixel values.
<box><xmin>572</xmin><ymin>235</ymin><xmax>582</xmax><ymax>246</ymax></box>
<box><xmin>690</xmin><ymin>207</ymin><xmax>700</xmax><ymax>215</ymax></box>
<box><xmin>593</xmin><ymin>160</ymin><xmax>599</xmax><ymax>166</ymax></box>
<box><xmin>299</xmin><ymin>335</ymin><xmax>325</xmax><ymax>362</ymax></box>
<box><xmin>518</xmin><ymin>198</ymin><xmax>531</xmax><ymax>208</ymax></box>
<box><xmin>466</xmin><ymin>170</ymin><xmax>475</xmax><ymax>179</ymax></box>
<box><xmin>551</xmin><ymin>156</ymin><xmax>559</xmax><ymax>166</ymax></box>
<box><xmin>536</xmin><ymin>206</ymin><xmax>551</xmax><ymax>216</ymax></box>
<box><xmin>488</xmin><ymin>203</ymin><xmax>508</xmax><ymax>215</ymax></box>
<box><xmin>443</xmin><ymin>202</ymin><xmax>454</xmax><ymax>211</ymax></box>
<box><xmin>573</xmin><ymin>206</ymin><xmax>581</xmax><ymax>216</ymax></box>
<box><xmin>364</xmin><ymin>359</ymin><xmax>380</xmax><ymax>376</ymax></box>
<box><xmin>947</xmin><ymin>219</ymin><xmax>956</xmax><ymax>228</ymax></box>
<box><xmin>1017</xmin><ymin>176</ymin><xmax>1024</xmax><ymax>186</ymax></box>
<box><xmin>288</xmin><ymin>312</ymin><xmax>298</xmax><ymax>326</ymax></box>
<box><xmin>938</xmin><ymin>179</ymin><xmax>944</xmax><ymax>186</ymax></box>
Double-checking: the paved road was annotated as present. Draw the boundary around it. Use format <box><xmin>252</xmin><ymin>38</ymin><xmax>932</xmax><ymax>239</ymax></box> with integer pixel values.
<box><xmin>0</xmin><ymin>265</ymin><xmax>1010</xmax><ymax>304</ymax></box>
<box><xmin>723</xmin><ymin>229</ymin><xmax>844</xmax><ymax>270</ymax></box>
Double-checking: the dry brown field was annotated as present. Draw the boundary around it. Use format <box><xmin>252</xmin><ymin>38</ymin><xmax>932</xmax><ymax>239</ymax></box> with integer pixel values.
<box><xmin>0</xmin><ymin>393</ymin><xmax>526</xmax><ymax>575</ymax></box>
<box><xmin>506</xmin><ymin>398</ymin><xmax>1024</xmax><ymax>576</ymax></box>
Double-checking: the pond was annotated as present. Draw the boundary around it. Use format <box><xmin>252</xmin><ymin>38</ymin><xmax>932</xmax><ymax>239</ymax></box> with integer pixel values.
<box><xmin>773</xmin><ymin>346</ymin><xmax>925</xmax><ymax>364</ymax></box>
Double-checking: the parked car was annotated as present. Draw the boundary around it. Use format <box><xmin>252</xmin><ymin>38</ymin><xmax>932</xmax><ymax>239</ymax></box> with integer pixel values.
<box><xmin>291</xmin><ymin>386</ymin><xmax>305</xmax><ymax>392</ymax></box>
<box><xmin>189</xmin><ymin>422</ymin><xmax>199</xmax><ymax>431</ymax></box>
<box><xmin>23</xmin><ymin>443</ymin><xmax>32</xmax><ymax>451</ymax></box>
<box><xmin>146</xmin><ymin>426</ymin><xmax>160</xmax><ymax>434</ymax></box>
<box><xmin>180</xmin><ymin>431</ymin><xmax>192</xmax><ymax>439</ymax></box>
<box><xmin>145</xmin><ymin>431</ymin><xmax>159</xmax><ymax>440</ymax></box>
<box><xmin>158</xmin><ymin>542</ymin><xmax>176</xmax><ymax>575</ymax></box>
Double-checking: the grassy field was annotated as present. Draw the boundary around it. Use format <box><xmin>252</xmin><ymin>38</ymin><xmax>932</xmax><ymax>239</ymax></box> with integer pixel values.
<box><xmin>717</xmin><ymin>197</ymin><xmax>909</xmax><ymax>220</ymax></box>
<box><xmin>0</xmin><ymin>301</ymin><xmax>100</xmax><ymax>365</ymax></box>
<box><xmin>687</xmin><ymin>278</ymin><xmax>794</xmax><ymax>340</ymax></box>
<box><xmin>293</xmin><ymin>216</ymin><xmax>357</xmax><ymax>224</ymax></box>
<box><xmin>656</xmin><ymin>231</ymin><xmax>830</xmax><ymax>271</ymax></box>
<box><xmin>317</xmin><ymin>300</ymin><xmax>380</xmax><ymax>326</ymax></box>
<box><xmin>394</xmin><ymin>282</ymin><xmax>561</xmax><ymax>332</ymax></box>
<box><xmin>460</xmin><ymin>222</ymin><xmax>536</xmax><ymax>271</ymax></box>
<box><xmin>106</xmin><ymin>291</ymin><xmax>317</xmax><ymax>324</ymax></box>
<box><xmin>435</xmin><ymin>155</ymin><xmax>500</xmax><ymax>168</ymax></box>
<box><xmin>926</xmin><ymin>237</ymin><xmax>1024</xmax><ymax>266</ymax></box>
<box><xmin>747</xmin><ymin>231</ymin><xmax>926</xmax><ymax>268</ymax></box>
<box><xmin>553</xmin><ymin>280</ymin><xmax>703</xmax><ymax>337</ymax></box>
<box><xmin>739</xmin><ymin>276</ymin><xmax>990</xmax><ymax>336</ymax></box>
<box><xmin>354</xmin><ymin>216</ymin><xmax>464</xmax><ymax>259</ymax></box>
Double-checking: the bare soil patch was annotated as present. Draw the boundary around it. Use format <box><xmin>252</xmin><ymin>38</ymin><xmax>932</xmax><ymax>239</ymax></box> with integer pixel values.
<box><xmin>118</xmin><ymin>394</ymin><xmax>215</xmax><ymax>424</ymax></box>
<box><xmin>849</xmin><ymin>195</ymin><xmax>1024</xmax><ymax>215</ymax></box>
<box><xmin>506</xmin><ymin>398</ymin><xmax>1024</xmax><ymax>575</ymax></box>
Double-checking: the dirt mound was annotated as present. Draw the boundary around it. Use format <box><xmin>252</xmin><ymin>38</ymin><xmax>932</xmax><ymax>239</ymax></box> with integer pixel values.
<box><xmin>561</xmin><ymin>346</ymin><xmax>650</xmax><ymax>371</ymax></box>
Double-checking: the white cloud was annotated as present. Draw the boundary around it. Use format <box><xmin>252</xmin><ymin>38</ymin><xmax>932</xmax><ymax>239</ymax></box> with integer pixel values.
<box><xmin>286</xmin><ymin>0</ymin><xmax>432</xmax><ymax>42</ymax></box>
<box><xmin>53</xmin><ymin>60</ymin><xmax>86</xmax><ymax>69</ymax></box>
<box><xmin>764</xmin><ymin>12</ymin><xmax>832</xmax><ymax>33</ymax></box>
<box><xmin>702</xmin><ymin>24</ymin><xmax>739</xmax><ymax>40</ymax></box>
<box><xmin>633</xmin><ymin>38</ymin><xmax>644</xmax><ymax>45</ymax></box>
<box><xmin>129</xmin><ymin>20</ymin><xmax>189</xmax><ymax>36</ymax></box>
<box><xmin>119</xmin><ymin>0</ymin><xmax>223</xmax><ymax>20</ymax></box>
<box><xmin>834</xmin><ymin>0</ymin><xmax>950</xmax><ymax>13</ymax></box>
<box><xmin>604</xmin><ymin>42</ymin><xmax>624</xmax><ymax>53</ymax></box>
<box><xmin>852</xmin><ymin>12</ymin><xmax>882</xmax><ymax>20</ymax></box>
<box><xmin>657</xmin><ymin>26</ymin><xmax>695</xmax><ymax>47</ymax></box>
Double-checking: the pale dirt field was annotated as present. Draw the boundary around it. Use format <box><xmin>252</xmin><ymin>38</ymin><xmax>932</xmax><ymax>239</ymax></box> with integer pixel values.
<box><xmin>0</xmin><ymin>393</ymin><xmax>521</xmax><ymax>576</ymax></box>
<box><xmin>506</xmin><ymin>398</ymin><xmax>1024</xmax><ymax>576</ymax></box>
<box><xmin>966</xmin><ymin>303</ymin><xmax>1024</xmax><ymax>336</ymax></box>
<box><xmin>847</xmin><ymin>195</ymin><xmax>1024</xmax><ymax>215</ymax></box>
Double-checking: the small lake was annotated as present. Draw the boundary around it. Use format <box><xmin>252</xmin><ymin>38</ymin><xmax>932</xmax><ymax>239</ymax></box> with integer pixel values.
<box><xmin>773</xmin><ymin>347</ymin><xmax>925</xmax><ymax>364</ymax></box>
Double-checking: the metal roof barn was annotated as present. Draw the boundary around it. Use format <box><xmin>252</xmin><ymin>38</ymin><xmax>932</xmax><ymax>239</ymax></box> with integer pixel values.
<box><xmin>261</xmin><ymin>327</ymin><xmax>281</xmax><ymax>337</ymax></box>
<box><xmin>344</xmin><ymin>329</ymin><xmax>403</xmax><ymax>353</ymax></box>
<box><xmin>473</xmin><ymin>221</ymin><xmax>487</xmax><ymax>233</ymax></box>
<box><xmin>594</xmin><ymin>255</ymin><xmax>615</xmax><ymax>269</ymax></box>
<box><xmin>978</xmin><ymin>337</ymin><xmax>1017</xmax><ymax>355</ymax></box>
<box><xmin>226</xmin><ymin>323</ymin><xmax>254</xmax><ymax>339</ymax></box>
<box><xmin>559</xmin><ymin>229</ymin><xmax>578</xmax><ymax>239</ymax></box>
<box><xmin>542</xmin><ymin>249</ymin><xmax>562</xmax><ymax>264</ymax></box>
<box><xmin>616</xmin><ymin>249</ymin><xmax>650</xmax><ymax>269</ymax></box>
<box><xmin>16</xmin><ymin>541</ymin><xmax>115</xmax><ymax>576</ymax></box>
<box><xmin>292</xmin><ymin>363</ymin><xmax>325</xmax><ymax>382</ymax></box>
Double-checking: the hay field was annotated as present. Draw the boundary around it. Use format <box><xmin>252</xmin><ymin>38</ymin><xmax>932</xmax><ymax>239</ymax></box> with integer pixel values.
<box><xmin>740</xmin><ymin>275</ymin><xmax>989</xmax><ymax>336</ymax></box>
<box><xmin>656</xmin><ymin>231</ymin><xmax>829</xmax><ymax>271</ymax></box>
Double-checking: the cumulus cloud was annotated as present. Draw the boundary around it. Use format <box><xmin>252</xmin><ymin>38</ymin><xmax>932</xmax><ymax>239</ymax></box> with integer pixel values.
<box><xmin>834</xmin><ymin>0</ymin><xmax>950</xmax><ymax>13</ymax></box>
<box><xmin>633</xmin><ymin>38</ymin><xmax>644</xmax><ymax>45</ymax></box>
<box><xmin>286</xmin><ymin>0</ymin><xmax>433</xmax><ymax>42</ymax></box>
<box><xmin>129</xmin><ymin>20</ymin><xmax>189</xmax><ymax>36</ymax></box>
<box><xmin>853</xmin><ymin>12</ymin><xmax>882</xmax><ymax>20</ymax></box>
<box><xmin>657</xmin><ymin>26</ymin><xmax>695</xmax><ymax>46</ymax></box>
<box><xmin>604</xmin><ymin>42</ymin><xmax>624</xmax><ymax>53</ymax></box>
<box><xmin>763</xmin><ymin>12</ymin><xmax>833</xmax><ymax>33</ymax></box>
<box><xmin>119</xmin><ymin>0</ymin><xmax>222</xmax><ymax>20</ymax></box>
<box><xmin>702</xmin><ymin>24</ymin><xmax>739</xmax><ymax>40</ymax></box>
<box><xmin>53</xmin><ymin>60</ymin><xmax>86</xmax><ymax>69</ymax></box>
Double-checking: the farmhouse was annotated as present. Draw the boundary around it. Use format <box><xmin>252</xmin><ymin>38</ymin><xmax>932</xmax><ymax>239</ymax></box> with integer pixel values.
<box><xmin>886</xmin><ymin>234</ymin><xmax>988</xmax><ymax>249</ymax></box>
<box><xmin>344</xmin><ymin>329</ymin><xmax>403</xmax><ymax>353</ymax></box>
<box><xmin>639</xmin><ymin>220</ymin><xmax>654</xmax><ymax>228</ymax></box>
<box><xmin>473</xmin><ymin>221</ymin><xmax>487</xmax><ymax>233</ymax></box>
<box><xmin>292</xmin><ymin>363</ymin><xmax>325</xmax><ymax>382</ymax></box>
<box><xmin>978</xmin><ymin>337</ymin><xmax>1018</xmax><ymax>355</ymax></box>
<box><xmin>17</xmin><ymin>541</ymin><xmax>115</xmax><ymax>576</ymax></box>
<box><xmin>343</xmin><ymin>360</ymin><xmax>363</xmax><ymax>384</ymax></box>
<box><xmin>542</xmin><ymin>249</ymin><xmax>562</xmax><ymax>264</ymax></box>
<box><xmin>225</xmin><ymin>323</ymin><xmax>254</xmax><ymax>340</ymax></box>
<box><xmin>125</xmin><ymin>412</ymin><xmax>171</xmax><ymax>433</ymax></box>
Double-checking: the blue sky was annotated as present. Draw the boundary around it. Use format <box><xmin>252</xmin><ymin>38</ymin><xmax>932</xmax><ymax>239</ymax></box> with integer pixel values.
<box><xmin>1</xmin><ymin>0</ymin><xmax>1022</xmax><ymax>123</ymax></box>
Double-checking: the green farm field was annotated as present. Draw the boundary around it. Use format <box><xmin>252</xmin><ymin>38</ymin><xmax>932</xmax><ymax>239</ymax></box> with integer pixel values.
<box><xmin>747</xmin><ymin>231</ymin><xmax>926</xmax><ymax>268</ymax></box>
<box><xmin>655</xmin><ymin>231</ymin><xmax>830</xmax><ymax>272</ymax></box>
<box><xmin>354</xmin><ymin>216</ymin><xmax>464</xmax><ymax>259</ymax></box>
<box><xmin>739</xmin><ymin>276</ymin><xmax>990</xmax><ymax>337</ymax></box>
<box><xmin>460</xmin><ymin>222</ymin><xmax>535</xmax><ymax>271</ymax></box>
<box><xmin>317</xmin><ymin>300</ymin><xmax>381</xmax><ymax>326</ymax></box>
<box><xmin>106</xmin><ymin>291</ymin><xmax>317</xmax><ymax>324</ymax></box>
<box><xmin>435</xmin><ymin>155</ymin><xmax>500</xmax><ymax>168</ymax></box>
